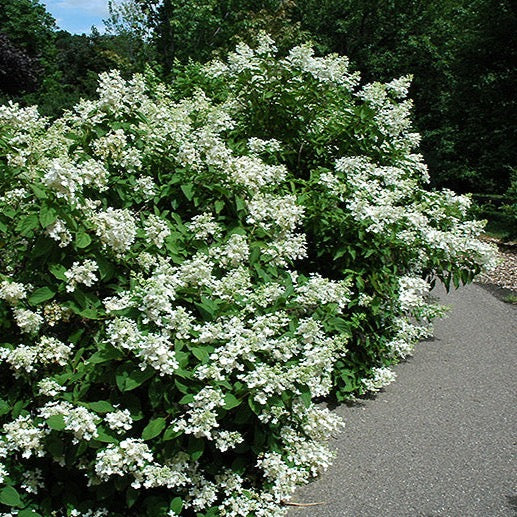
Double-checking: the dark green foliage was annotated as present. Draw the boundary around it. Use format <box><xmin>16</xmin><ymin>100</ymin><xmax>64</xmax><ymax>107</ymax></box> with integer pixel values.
<box><xmin>0</xmin><ymin>33</ymin><xmax>40</xmax><ymax>94</ymax></box>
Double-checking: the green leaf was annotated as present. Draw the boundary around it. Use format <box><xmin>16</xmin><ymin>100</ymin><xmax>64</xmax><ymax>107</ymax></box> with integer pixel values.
<box><xmin>28</xmin><ymin>287</ymin><xmax>55</xmax><ymax>306</ymax></box>
<box><xmin>87</xmin><ymin>345</ymin><xmax>124</xmax><ymax>364</ymax></box>
<box><xmin>169</xmin><ymin>497</ymin><xmax>183</xmax><ymax>515</ymax></box>
<box><xmin>16</xmin><ymin>213</ymin><xmax>40</xmax><ymax>236</ymax></box>
<box><xmin>75</xmin><ymin>232</ymin><xmax>91</xmax><ymax>249</ymax></box>
<box><xmin>235</xmin><ymin>195</ymin><xmax>246</xmax><ymax>212</ymax></box>
<box><xmin>86</xmin><ymin>401</ymin><xmax>115</xmax><ymax>414</ymax></box>
<box><xmin>97</xmin><ymin>258</ymin><xmax>116</xmax><ymax>281</ymax></box>
<box><xmin>163</xmin><ymin>426</ymin><xmax>182</xmax><ymax>441</ymax></box>
<box><xmin>187</xmin><ymin>436</ymin><xmax>204</xmax><ymax>461</ymax></box>
<box><xmin>96</xmin><ymin>427</ymin><xmax>119</xmax><ymax>443</ymax></box>
<box><xmin>115</xmin><ymin>364</ymin><xmax>154</xmax><ymax>392</ymax></box>
<box><xmin>223</xmin><ymin>393</ymin><xmax>242</xmax><ymax>410</ymax></box>
<box><xmin>179</xmin><ymin>394</ymin><xmax>194</xmax><ymax>404</ymax></box>
<box><xmin>299</xmin><ymin>388</ymin><xmax>312</xmax><ymax>408</ymax></box>
<box><xmin>0</xmin><ymin>486</ymin><xmax>24</xmax><ymax>508</ymax></box>
<box><xmin>30</xmin><ymin>184</ymin><xmax>47</xmax><ymax>200</ymax></box>
<box><xmin>126</xmin><ymin>487</ymin><xmax>139</xmax><ymax>509</ymax></box>
<box><xmin>142</xmin><ymin>417</ymin><xmax>166</xmax><ymax>440</ymax></box>
<box><xmin>18</xmin><ymin>510</ymin><xmax>42</xmax><ymax>517</ymax></box>
<box><xmin>194</xmin><ymin>297</ymin><xmax>219</xmax><ymax>320</ymax></box>
<box><xmin>46</xmin><ymin>414</ymin><xmax>66</xmax><ymax>431</ymax></box>
<box><xmin>192</xmin><ymin>346</ymin><xmax>210</xmax><ymax>363</ymax></box>
<box><xmin>39</xmin><ymin>205</ymin><xmax>57</xmax><ymax>228</ymax></box>
<box><xmin>181</xmin><ymin>183</ymin><xmax>194</xmax><ymax>201</ymax></box>
<box><xmin>47</xmin><ymin>436</ymin><xmax>64</xmax><ymax>459</ymax></box>
<box><xmin>49</xmin><ymin>264</ymin><xmax>66</xmax><ymax>281</ymax></box>
<box><xmin>214</xmin><ymin>200</ymin><xmax>225</xmax><ymax>214</ymax></box>
<box><xmin>0</xmin><ymin>398</ymin><xmax>9</xmax><ymax>416</ymax></box>
<box><xmin>79</xmin><ymin>308</ymin><xmax>100</xmax><ymax>319</ymax></box>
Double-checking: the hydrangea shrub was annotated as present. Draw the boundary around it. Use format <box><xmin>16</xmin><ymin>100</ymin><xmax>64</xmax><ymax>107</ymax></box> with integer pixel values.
<box><xmin>0</xmin><ymin>36</ymin><xmax>496</xmax><ymax>516</ymax></box>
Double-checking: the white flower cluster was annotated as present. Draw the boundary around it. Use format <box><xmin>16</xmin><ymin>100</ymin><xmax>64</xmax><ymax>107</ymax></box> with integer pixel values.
<box><xmin>43</xmin><ymin>301</ymin><xmax>72</xmax><ymax>326</ymax></box>
<box><xmin>104</xmin><ymin>409</ymin><xmax>133</xmax><ymax>433</ymax></box>
<box><xmin>0</xmin><ymin>280</ymin><xmax>27</xmax><ymax>304</ymax></box>
<box><xmin>362</xmin><ymin>366</ymin><xmax>397</xmax><ymax>393</ymax></box>
<box><xmin>91</xmin><ymin>207</ymin><xmax>137</xmax><ymax>256</ymax></box>
<box><xmin>247</xmin><ymin>137</ymin><xmax>282</xmax><ymax>155</ymax></box>
<box><xmin>106</xmin><ymin>318</ymin><xmax>179</xmax><ymax>375</ymax></box>
<box><xmin>386</xmin><ymin>317</ymin><xmax>435</xmax><ymax>359</ymax></box>
<box><xmin>95</xmin><ymin>438</ymin><xmax>191</xmax><ymax>491</ymax></box>
<box><xmin>173</xmin><ymin>387</ymin><xmax>225</xmax><ymax>439</ymax></box>
<box><xmin>21</xmin><ymin>468</ymin><xmax>44</xmax><ymax>494</ymax></box>
<box><xmin>188</xmin><ymin>212</ymin><xmax>222</xmax><ymax>241</ymax></box>
<box><xmin>39</xmin><ymin>401</ymin><xmax>99</xmax><ymax>442</ymax></box>
<box><xmin>397</xmin><ymin>275</ymin><xmax>430</xmax><ymax>313</ymax></box>
<box><xmin>1</xmin><ymin>336</ymin><xmax>74</xmax><ymax>376</ymax></box>
<box><xmin>335</xmin><ymin>155</ymin><xmax>498</xmax><ymax>274</ymax></box>
<box><xmin>64</xmin><ymin>259</ymin><xmax>99</xmax><ymax>292</ymax></box>
<box><xmin>45</xmin><ymin>218</ymin><xmax>72</xmax><ymax>247</ymax></box>
<box><xmin>285</xmin><ymin>43</ymin><xmax>360</xmax><ymax>89</ymax></box>
<box><xmin>226</xmin><ymin>156</ymin><xmax>287</xmax><ymax>192</ymax></box>
<box><xmin>95</xmin><ymin>438</ymin><xmax>153</xmax><ymax>486</ymax></box>
<box><xmin>295</xmin><ymin>274</ymin><xmax>351</xmax><ymax>312</ymax></box>
<box><xmin>42</xmin><ymin>158</ymin><xmax>109</xmax><ymax>203</ymax></box>
<box><xmin>12</xmin><ymin>308</ymin><xmax>43</xmax><ymax>335</ymax></box>
<box><xmin>144</xmin><ymin>214</ymin><xmax>171</xmax><ymax>248</ymax></box>
<box><xmin>37</xmin><ymin>378</ymin><xmax>66</xmax><ymax>397</ymax></box>
<box><xmin>70</xmin><ymin>508</ymin><xmax>109</xmax><ymax>517</ymax></box>
<box><xmin>3</xmin><ymin>415</ymin><xmax>46</xmax><ymax>459</ymax></box>
<box><xmin>93</xmin><ymin>129</ymin><xmax>143</xmax><ymax>171</ymax></box>
<box><xmin>247</xmin><ymin>194</ymin><xmax>303</xmax><ymax>233</ymax></box>
<box><xmin>0</xmin><ymin>187</ymin><xmax>29</xmax><ymax>207</ymax></box>
<box><xmin>135</xmin><ymin>175</ymin><xmax>158</xmax><ymax>198</ymax></box>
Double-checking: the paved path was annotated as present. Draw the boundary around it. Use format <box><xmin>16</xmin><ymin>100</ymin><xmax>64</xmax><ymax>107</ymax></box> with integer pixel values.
<box><xmin>289</xmin><ymin>283</ymin><xmax>516</xmax><ymax>517</ymax></box>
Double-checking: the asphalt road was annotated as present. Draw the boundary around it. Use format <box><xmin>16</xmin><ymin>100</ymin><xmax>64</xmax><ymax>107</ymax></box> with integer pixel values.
<box><xmin>288</xmin><ymin>283</ymin><xmax>517</xmax><ymax>517</ymax></box>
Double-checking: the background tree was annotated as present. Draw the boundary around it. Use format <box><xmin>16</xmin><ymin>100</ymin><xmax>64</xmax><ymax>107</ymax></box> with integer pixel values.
<box><xmin>0</xmin><ymin>33</ymin><xmax>40</xmax><ymax>95</ymax></box>
<box><xmin>0</xmin><ymin>0</ymin><xmax>57</xmax><ymax>101</ymax></box>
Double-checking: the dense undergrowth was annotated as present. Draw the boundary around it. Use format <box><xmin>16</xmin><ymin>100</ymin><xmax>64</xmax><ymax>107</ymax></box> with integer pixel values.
<box><xmin>0</xmin><ymin>36</ymin><xmax>497</xmax><ymax>516</ymax></box>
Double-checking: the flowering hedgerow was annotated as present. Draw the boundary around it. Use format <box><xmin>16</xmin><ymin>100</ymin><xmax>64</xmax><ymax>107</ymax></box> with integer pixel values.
<box><xmin>0</xmin><ymin>35</ymin><xmax>496</xmax><ymax>516</ymax></box>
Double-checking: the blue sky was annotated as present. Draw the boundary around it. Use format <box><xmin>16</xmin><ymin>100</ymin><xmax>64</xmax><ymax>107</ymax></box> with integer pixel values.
<box><xmin>41</xmin><ymin>0</ymin><xmax>109</xmax><ymax>35</ymax></box>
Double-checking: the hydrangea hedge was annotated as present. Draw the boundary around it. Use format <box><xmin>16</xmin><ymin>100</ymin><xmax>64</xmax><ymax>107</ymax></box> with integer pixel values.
<box><xmin>0</xmin><ymin>36</ymin><xmax>496</xmax><ymax>516</ymax></box>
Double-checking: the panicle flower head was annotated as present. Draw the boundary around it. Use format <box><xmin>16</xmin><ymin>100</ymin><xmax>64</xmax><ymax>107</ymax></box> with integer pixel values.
<box><xmin>92</xmin><ymin>208</ymin><xmax>137</xmax><ymax>256</ymax></box>
<box><xmin>0</xmin><ymin>280</ymin><xmax>27</xmax><ymax>304</ymax></box>
<box><xmin>64</xmin><ymin>259</ymin><xmax>99</xmax><ymax>292</ymax></box>
<box><xmin>13</xmin><ymin>308</ymin><xmax>43</xmax><ymax>335</ymax></box>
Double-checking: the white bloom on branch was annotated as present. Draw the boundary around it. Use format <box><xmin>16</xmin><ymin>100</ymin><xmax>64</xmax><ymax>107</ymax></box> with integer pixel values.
<box><xmin>144</xmin><ymin>214</ymin><xmax>170</xmax><ymax>248</ymax></box>
<box><xmin>37</xmin><ymin>378</ymin><xmax>66</xmax><ymax>397</ymax></box>
<box><xmin>42</xmin><ymin>158</ymin><xmax>83</xmax><ymax>202</ymax></box>
<box><xmin>106</xmin><ymin>318</ymin><xmax>179</xmax><ymax>375</ymax></box>
<box><xmin>92</xmin><ymin>207</ymin><xmax>137</xmax><ymax>256</ymax></box>
<box><xmin>0</xmin><ymin>344</ymin><xmax>38</xmax><ymax>375</ymax></box>
<box><xmin>38</xmin><ymin>401</ymin><xmax>99</xmax><ymax>442</ymax></box>
<box><xmin>105</xmin><ymin>409</ymin><xmax>133</xmax><ymax>433</ymax></box>
<box><xmin>3</xmin><ymin>415</ymin><xmax>46</xmax><ymax>459</ymax></box>
<box><xmin>362</xmin><ymin>366</ymin><xmax>396</xmax><ymax>392</ymax></box>
<box><xmin>64</xmin><ymin>259</ymin><xmax>99</xmax><ymax>292</ymax></box>
<box><xmin>95</xmin><ymin>438</ymin><xmax>154</xmax><ymax>485</ymax></box>
<box><xmin>188</xmin><ymin>212</ymin><xmax>222</xmax><ymax>241</ymax></box>
<box><xmin>21</xmin><ymin>468</ymin><xmax>44</xmax><ymax>494</ymax></box>
<box><xmin>135</xmin><ymin>176</ymin><xmax>157</xmax><ymax>198</ymax></box>
<box><xmin>0</xmin><ymin>280</ymin><xmax>27</xmax><ymax>304</ymax></box>
<box><xmin>12</xmin><ymin>308</ymin><xmax>43</xmax><ymax>335</ymax></box>
<box><xmin>46</xmin><ymin>218</ymin><xmax>72</xmax><ymax>247</ymax></box>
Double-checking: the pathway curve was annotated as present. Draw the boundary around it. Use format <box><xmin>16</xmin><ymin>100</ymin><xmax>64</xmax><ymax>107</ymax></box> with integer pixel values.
<box><xmin>288</xmin><ymin>283</ymin><xmax>516</xmax><ymax>517</ymax></box>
